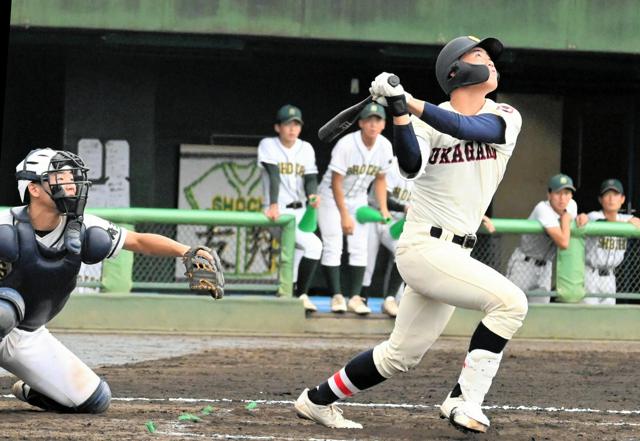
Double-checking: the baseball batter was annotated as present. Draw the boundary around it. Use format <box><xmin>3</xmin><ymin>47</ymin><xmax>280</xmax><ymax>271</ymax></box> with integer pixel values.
<box><xmin>577</xmin><ymin>179</ymin><xmax>640</xmax><ymax>305</ymax></box>
<box><xmin>295</xmin><ymin>36</ymin><xmax>526</xmax><ymax>434</ymax></box>
<box><xmin>1</xmin><ymin>148</ymin><xmax>218</xmax><ymax>414</ymax></box>
<box><xmin>506</xmin><ymin>174</ymin><xmax>578</xmax><ymax>303</ymax></box>
<box><xmin>258</xmin><ymin>105</ymin><xmax>322</xmax><ymax>312</ymax></box>
<box><xmin>317</xmin><ymin>103</ymin><xmax>393</xmax><ymax>315</ymax></box>
<box><xmin>361</xmin><ymin>158</ymin><xmax>413</xmax><ymax>317</ymax></box>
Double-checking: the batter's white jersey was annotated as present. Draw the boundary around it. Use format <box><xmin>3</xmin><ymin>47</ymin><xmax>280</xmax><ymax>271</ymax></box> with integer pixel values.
<box><xmin>319</xmin><ymin>130</ymin><xmax>393</xmax><ymax>207</ymax></box>
<box><xmin>518</xmin><ymin>199</ymin><xmax>578</xmax><ymax>262</ymax></box>
<box><xmin>404</xmin><ymin>99</ymin><xmax>522</xmax><ymax>235</ymax></box>
<box><xmin>257</xmin><ymin>137</ymin><xmax>318</xmax><ymax>208</ymax></box>
<box><xmin>0</xmin><ymin>209</ymin><xmax>127</xmax><ymax>258</ymax></box>
<box><xmin>585</xmin><ymin>210</ymin><xmax>632</xmax><ymax>270</ymax></box>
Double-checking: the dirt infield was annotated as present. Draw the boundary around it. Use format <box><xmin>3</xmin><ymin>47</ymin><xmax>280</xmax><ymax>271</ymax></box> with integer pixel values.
<box><xmin>0</xmin><ymin>335</ymin><xmax>639</xmax><ymax>440</ymax></box>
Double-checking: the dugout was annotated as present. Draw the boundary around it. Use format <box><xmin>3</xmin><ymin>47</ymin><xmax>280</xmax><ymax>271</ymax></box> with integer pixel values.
<box><xmin>2</xmin><ymin>2</ymin><xmax>640</xmax><ymax>297</ymax></box>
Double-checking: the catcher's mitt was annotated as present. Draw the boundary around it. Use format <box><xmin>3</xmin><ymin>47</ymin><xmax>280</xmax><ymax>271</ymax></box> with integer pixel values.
<box><xmin>182</xmin><ymin>246</ymin><xmax>224</xmax><ymax>299</ymax></box>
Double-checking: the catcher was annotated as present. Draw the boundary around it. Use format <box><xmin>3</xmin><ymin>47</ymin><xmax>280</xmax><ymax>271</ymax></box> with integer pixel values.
<box><xmin>0</xmin><ymin>148</ymin><xmax>224</xmax><ymax>414</ymax></box>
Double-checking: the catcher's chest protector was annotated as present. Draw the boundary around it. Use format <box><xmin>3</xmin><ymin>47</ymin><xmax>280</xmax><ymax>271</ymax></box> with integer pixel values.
<box><xmin>1</xmin><ymin>207</ymin><xmax>82</xmax><ymax>330</ymax></box>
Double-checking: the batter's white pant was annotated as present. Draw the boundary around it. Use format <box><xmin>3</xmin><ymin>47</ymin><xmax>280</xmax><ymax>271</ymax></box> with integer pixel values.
<box><xmin>506</xmin><ymin>248</ymin><xmax>552</xmax><ymax>304</ymax></box>
<box><xmin>582</xmin><ymin>266</ymin><xmax>616</xmax><ymax>305</ymax></box>
<box><xmin>0</xmin><ymin>326</ymin><xmax>100</xmax><ymax>407</ymax></box>
<box><xmin>318</xmin><ymin>197</ymin><xmax>368</xmax><ymax>267</ymax></box>
<box><xmin>283</xmin><ymin>207</ymin><xmax>323</xmax><ymax>282</ymax></box>
<box><xmin>373</xmin><ymin>222</ymin><xmax>527</xmax><ymax>377</ymax></box>
<box><xmin>363</xmin><ymin>222</ymin><xmax>398</xmax><ymax>287</ymax></box>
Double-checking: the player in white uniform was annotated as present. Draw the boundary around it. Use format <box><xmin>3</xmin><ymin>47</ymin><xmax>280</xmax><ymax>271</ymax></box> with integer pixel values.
<box><xmin>258</xmin><ymin>105</ymin><xmax>322</xmax><ymax>312</ymax></box>
<box><xmin>317</xmin><ymin>103</ymin><xmax>393</xmax><ymax>314</ymax></box>
<box><xmin>361</xmin><ymin>159</ymin><xmax>413</xmax><ymax>317</ymax></box>
<box><xmin>1</xmin><ymin>148</ymin><xmax>219</xmax><ymax>414</ymax></box>
<box><xmin>294</xmin><ymin>36</ymin><xmax>526</xmax><ymax>434</ymax></box>
<box><xmin>506</xmin><ymin>174</ymin><xmax>578</xmax><ymax>303</ymax></box>
<box><xmin>576</xmin><ymin>179</ymin><xmax>640</xmax><ymax>305</ymax></box>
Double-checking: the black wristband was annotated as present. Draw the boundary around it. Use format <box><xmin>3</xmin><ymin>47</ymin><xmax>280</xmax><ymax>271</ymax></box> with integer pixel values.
<box><xmin>386</xmin><ymin>95</ymin><xmax>408</xmax><ymax>117</ymax></box>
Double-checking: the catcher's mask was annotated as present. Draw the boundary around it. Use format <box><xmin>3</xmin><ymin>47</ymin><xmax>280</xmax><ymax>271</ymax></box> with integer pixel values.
<box><xmin>15</xmin><ymin>148</ymin><xmax>91</xmax><ymax>218</ymax></box>
<box><xmin>435</xmin><ymin>36</ymin><xmax>503</xmax><ymax>95</ymax></box>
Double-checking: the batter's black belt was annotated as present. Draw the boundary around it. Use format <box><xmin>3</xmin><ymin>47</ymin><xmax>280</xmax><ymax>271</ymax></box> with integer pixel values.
<box><xmin>591</xmin><ymin>267</ymin><xmax>612</xmax><ymax>276</ymax></box>
<box><xmin>524</xmin><ymin>256</ymin><xmax>548</xmax><ymax>267</ymax></box>
<box><xmin>285</xmin><ymin>201</ymin><xmax>303</xmax><ymax>209</ymax></box>
<box><xmin>429</xmin><ymin>226</ymin><xmax>477</xmax><ymax>250</ymax></box>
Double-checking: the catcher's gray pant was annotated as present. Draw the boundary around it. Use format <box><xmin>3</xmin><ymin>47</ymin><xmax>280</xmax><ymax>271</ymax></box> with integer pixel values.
<box><xmin>582</xmin><ymin>266</ymin><xmax>616</xmax><ymax>305</ymax></box>
<box><xmin>1</xmin><ymin>326</ymin><xmax>101</xmax><ymax>407</ymax></box>
<box><xmin>372</xmin><ymin>223</ymin><xmax>527</xmax><ymax>376</ymax></box>
<box><xmin>506</xmin><ymin>248</ymin><xmax>552</xmax><ymax>304</ymax></box>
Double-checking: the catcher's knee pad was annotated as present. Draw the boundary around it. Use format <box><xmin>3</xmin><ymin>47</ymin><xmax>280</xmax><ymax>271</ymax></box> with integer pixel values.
<box><xmin>81</xmin><ymin>227</ymin><xmax>113</xmax><ymax>265</ymax></box>
<box><xmin>0</xmin><ymin>288</ymin><xmax>25</xmax><ymax>338</ymax></box>
<box><xmin>76</xmin><ymin>379</ymin><xmax>111</xmax><ymax>414</ymax></box>
<box><xmin>373</xmin><ymin>340</ymin><xmax>424</xmax><ymax>378</ymax></box>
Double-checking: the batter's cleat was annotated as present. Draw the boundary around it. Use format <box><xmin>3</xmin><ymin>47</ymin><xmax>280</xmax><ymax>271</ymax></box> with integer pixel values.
<box><xmin>439</xmin><ymin>393</ymin><xmax>489</xmax><ymax>434</ymax></box>
<box><xmin>299</xmin><ymin>294</ymin><xmax>318</xmax><ymax>312</ymax></box>
<box><xmin>331</xmin><ymin>294</ymin><xmax>347</xmax><ymax>313</ymax></box>
<box><xmin>381</xmin><ymin>296</ymin><xmax>399</xmax><ymax>318</ymax></box>
<box><xmin>294</xmin><ymin>388</ymin><xmax>363</xmax><ymax>429</ymax></box>
<box><xmin>347</xmin><ymin>295</ymin><xmax>371</xmax><ymax>315</ymax></box>
<box><xmin>11</xmin><ymin>380</ymin><xmax>30</xmax><ymax>403</ymax></box>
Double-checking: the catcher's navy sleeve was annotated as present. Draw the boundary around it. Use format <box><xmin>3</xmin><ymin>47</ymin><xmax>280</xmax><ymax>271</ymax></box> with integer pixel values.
<box><xmin>420</xmin><ymin>102</ymin><xmax>506</xmax><ymax>144</ymax></box>
<box><xmin>393</xmin><ymin>123</ymin><xmax>422</xmax><ymax>174</ymax></box>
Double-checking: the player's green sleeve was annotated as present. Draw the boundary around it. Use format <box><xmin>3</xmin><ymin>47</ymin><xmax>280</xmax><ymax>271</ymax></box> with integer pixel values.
<box><xmin>304</xmin><ymin>173</ymin><xmax>318</xmax><ymax>197</ymax></box>
<box><xmin>261</xmin><ymin>162</ymin><xmax>280</xmax><ymax>204</ymax></box>
<box><xmin>386</xmin><ymin>191</ymin><xmax>407</xmax><ymax>212</ymax></box>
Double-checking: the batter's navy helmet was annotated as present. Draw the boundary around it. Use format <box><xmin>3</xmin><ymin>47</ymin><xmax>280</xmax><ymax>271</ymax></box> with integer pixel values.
<box><xmin>435</xmin><ymin>36</ymin><xmax>503</xmax><ymax>95</ymax></box>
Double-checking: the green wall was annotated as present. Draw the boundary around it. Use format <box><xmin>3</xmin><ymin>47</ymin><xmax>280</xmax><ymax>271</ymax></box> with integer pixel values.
<box><xmin>10</xmin><ymin>0</ymin><xmax>640</xmax><ymax>54</ymax></box>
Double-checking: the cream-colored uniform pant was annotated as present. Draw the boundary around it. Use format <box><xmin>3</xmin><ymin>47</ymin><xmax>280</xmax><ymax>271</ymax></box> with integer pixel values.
<box><xmin>0</xmin><ymin>326</ymin><xmax>100</xmax><ymax>406</ymax></box>
<box><xmin>373</xmin><ymin>222</ymin><xmax>528</xmax><ymax>377</ymax></box>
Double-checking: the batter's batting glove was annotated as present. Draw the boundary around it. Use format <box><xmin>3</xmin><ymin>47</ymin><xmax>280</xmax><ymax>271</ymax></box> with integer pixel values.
<box><xmin>183</xmin><ymin>246</ymin><xmax>225</xmax><ymax>299</ymax></box>
<box><xmin>370</xmin><ymin>72</ymin><xmax>405</xmax><ymax>97</ymax></box>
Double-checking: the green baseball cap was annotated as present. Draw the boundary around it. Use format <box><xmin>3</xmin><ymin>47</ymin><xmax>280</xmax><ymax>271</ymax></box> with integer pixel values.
<box><xmin>359</xmin><ymin>102</ymin><xmax>386</xmax><ymax>120</ymax></box>
<box><xmin>548</xmin><ymin>173</ymin><xmax>576</xmax><ymax>192</ymax></box>
<box><xmin>599</xmin><ymin>178</ymin><xmax>624</xmax><ymax>195</ymax></box>
<box><xmin>276</xmin><ymin>104</ymin><xmax>303</xmax><ymax>124</ymax></box>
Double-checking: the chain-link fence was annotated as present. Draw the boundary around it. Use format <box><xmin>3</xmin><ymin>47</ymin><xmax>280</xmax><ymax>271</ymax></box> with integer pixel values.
<box><xmin>471</xmin><ymin>232</ymin><xmax>640</xmax><ymax>302</ymax></box>
<box><xmin>132</xmin><ymin>223</ymin><xmax>281</xmax><ymax>287</ymax></box>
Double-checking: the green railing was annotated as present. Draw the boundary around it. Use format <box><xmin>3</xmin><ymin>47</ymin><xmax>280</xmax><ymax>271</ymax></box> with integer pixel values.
<box><xmin>483</xmin><ymin>219</ymin><xmax>640</xmax><ymax>302</ymax></box>
<box><xmin>87</xmin><ymin>208</ymin><xmax>296</xmax><ymax>297</ymax></box>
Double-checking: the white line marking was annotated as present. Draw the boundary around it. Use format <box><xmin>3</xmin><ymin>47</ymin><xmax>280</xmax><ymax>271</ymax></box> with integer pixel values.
<box><xmin>3</xmin><ymin>394</ymin><xmax>640</xmax><ymax>417</ymax></box>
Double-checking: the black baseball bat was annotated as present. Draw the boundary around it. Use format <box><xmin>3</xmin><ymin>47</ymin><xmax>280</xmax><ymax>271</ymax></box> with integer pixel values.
<box><xmin>318</xmin><ymin>75</ymin><xmax>400</xmax><ymax>143</ymax></box>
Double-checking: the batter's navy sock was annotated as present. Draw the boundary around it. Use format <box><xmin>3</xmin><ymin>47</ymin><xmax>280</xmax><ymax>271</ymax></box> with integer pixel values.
<box><xmin>450</xmin><ymin>322</ymin><xmax>508</xmax><ymax>398</ymax></box>
<box><xmin>295</xmin><ymin>257</ymin><xmax>319</xmax><ymax>297</ymax></box>
<box><xmin>323</xmin><ymin>265</ymin><xmax>341</xmax><ymax>295</ymax></box>
<box><xmin>468</xmin><ymin>321</ymin><xmax>508</xmax><ymax>354</ymax></box>
<box><xmin>307</xmin><ymin>349</ymin><xmax>386</xmax><ymax>406</ymax></box>
<box><xmin>345</xmin><ymin>265</ymin><xmax>366</xmax><ymax>297</ymax></box>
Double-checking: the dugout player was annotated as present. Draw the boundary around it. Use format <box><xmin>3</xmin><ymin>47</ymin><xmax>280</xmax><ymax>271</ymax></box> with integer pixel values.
<box><xmin>576</xmin><ymin>179</ymin><xmax>640</xmax><ymax>305</ymax></box>
<box><xmin>506</xmin><ymin>174</ymin><xmax>578</xmax><ymax>303</ymax></box>
<box><xmin>1</xmin><ymin>148</ymin><xmax>217</xmax><ymax>414</ymax></box>
<box><xmin>294</xmin><ymin>36</ymin><xmax>526</xmax><ymax>434</ymax></box>
<box><xmin>317</xmin><ymin>103</ymin><xmax>393</xmax><ymax>315</ymax></box>
<box><xmin>361</xmin><ymin>159</ymin><xmax>413</xmax><ymax>317</ymax></box>
<box><xmin>258</xmin><ymin>105</ymin><xmax>322</xmax><ymax>312</ymax></box>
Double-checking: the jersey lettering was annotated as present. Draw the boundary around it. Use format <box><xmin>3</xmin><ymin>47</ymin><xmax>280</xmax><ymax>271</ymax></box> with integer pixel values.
<box><xmin>212</xmin><ymin>195</ymin><xmax>263</xmax><ymax>212</ymax></box>
<box><xmin>278</xmin><ymin>162</ymin><xmax>305</xmax><ymax>176</ymax></box>
<box><xmin>392</xmin><ymin>187</ymin><xmax>411</xmax><ymax>201</ymax></box>
<box><xmin>598</xmin><ymin>236</ymin><xmax>627</xmax><ymax>251</ymax></box>
<box><xmin>346</xmin><ymin>164</ymin><xmax>381</xmax><ymax>176</ymax></box>
<box><xmin>428</xmin><ymin>142</ymin><xmax>497</xmax><ymax>165</ymax></box>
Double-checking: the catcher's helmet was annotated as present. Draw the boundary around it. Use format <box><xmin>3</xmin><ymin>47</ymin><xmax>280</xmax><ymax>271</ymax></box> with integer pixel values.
<box><xmin>16</xmin><ymin>148</ymin><xmax>91</xmax><ymax>217</ymax></box>
<box><xmin>435</xmin><ymin>36</ymin><xmax>503</xmax><ymax>95</ymax></box>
